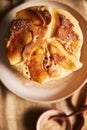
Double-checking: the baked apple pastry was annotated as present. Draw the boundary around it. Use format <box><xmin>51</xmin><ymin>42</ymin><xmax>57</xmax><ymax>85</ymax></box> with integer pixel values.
<box><xmin>6</xmin><ymin>6</ymin><xmax>83</xmax><ymax>83</ymax></box>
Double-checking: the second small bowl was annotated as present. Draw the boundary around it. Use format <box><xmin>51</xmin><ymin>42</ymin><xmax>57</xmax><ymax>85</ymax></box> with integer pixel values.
<box><xmin>36</xmin><ymin>109</ymin><xmax>72</xmax><ymax>130</ymax></box>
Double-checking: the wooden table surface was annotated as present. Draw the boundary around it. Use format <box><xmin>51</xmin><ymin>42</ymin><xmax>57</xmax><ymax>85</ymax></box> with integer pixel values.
<box><xmin>0</xmin><ymin>0</ymin><xmax>87</xmax><ymax>130</ymax></box>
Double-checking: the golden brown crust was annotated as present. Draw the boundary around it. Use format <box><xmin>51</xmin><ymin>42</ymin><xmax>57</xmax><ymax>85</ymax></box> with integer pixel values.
<box><xmin>6</xmin><ymin>6</ymin><xmax>83</xmax><ymax>84</ymax></box>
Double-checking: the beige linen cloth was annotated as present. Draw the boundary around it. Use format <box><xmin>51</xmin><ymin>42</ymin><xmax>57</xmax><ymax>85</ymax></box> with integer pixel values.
<box><xmin>0</xmin><ymin>0</ymin><xmax>87</xmax><ymax>130</ymax></box>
